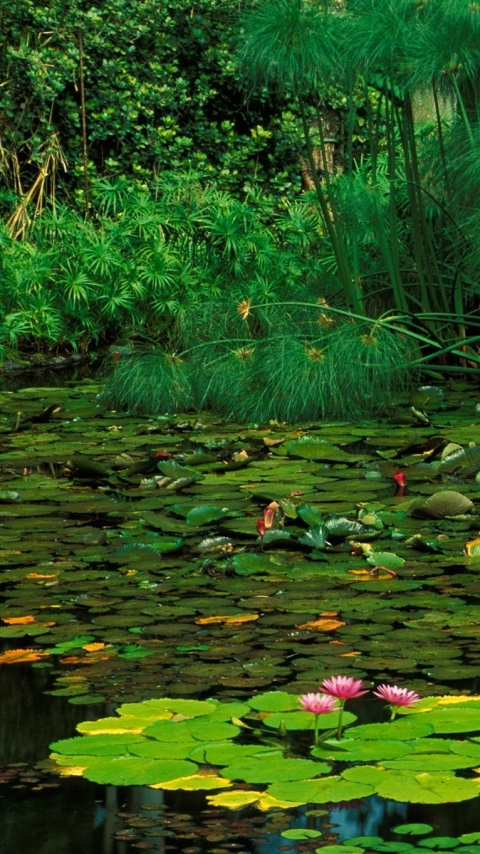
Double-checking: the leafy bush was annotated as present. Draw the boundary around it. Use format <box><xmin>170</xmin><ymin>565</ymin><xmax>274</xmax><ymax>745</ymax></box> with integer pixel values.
<box><xmin>0</xmin><ymin>175</ymin><xmax>327</xmax><ymax>354</ymax></box>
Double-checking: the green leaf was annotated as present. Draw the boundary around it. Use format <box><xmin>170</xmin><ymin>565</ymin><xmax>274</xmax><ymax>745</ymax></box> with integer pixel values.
<box><xmin>175</xmin><ymin>644</ymin><xmax>210</xmax><ymax>652</ymax></box>
<box><xmin>351</xmin><ymin>720</ymin><xmax>433</xmax><ymax>740</ymax></box>
<box><xmin>313</xmin><ymin>847</ymin><xmax>364</xmax><ymax>854</ymax></box>
<box><xmin>221</xmin><ymin>756</ymin><xmax>327</xmax><ymax>784</ymax></box>
<box><xmin>157</xmin><ymin>460</ymin><xmax>203</xmax><ymax>480</ymax></box>
<box><xmin>269</xmin><ymin>776</ymin><xmax>374</xmax><ymax>805</ymax></box>
<box><xmin>50</xmin><ymin>733</ymin><xmax>146</xmax><ymax>755</ymax></box>
<box><xmin>417</xmin><ymin>838</ymin><xmax>462</xmax><ymax>850</ymax></box>
<box><xmin>248</xmin><ymin>691</ymin><xmax>300</xmax><ymax>712</ymax></box>
<box><xmin>391</xmin><ymin>824</ymin><xmax>435</xmax><ymax>836</ymax></box>
<box><xmin>366</xmin><ymin>552</ymin><xmax>405</xmax><ymax>570</ymax></box>
<box><xmin>202</xmin><ymin>744</ymin><xmax>283</xmax><ymax>766</ymax></box>
<box><xmin>458</xmin><ymin>832</ymin><xmax>480</xmax><ymax>843</ymax></box>
<box><xmin>413</xmin><ymin>708</ymin><xmax>480</xmax><ymax>734</ymax></box>
<box><xmin>297</xmin><ymin>504</ymin><xmax>324</xmax><ymax>526</ymax></box>
<box><xmin>298</xmin><ymin>525</ymin><xmax>328</xmax><ymax>549</ymax></box>
<box><xmin>281</xmin><ymin>438</ymin><xmax>354</xmax><ymax>461</ymax></box>
<box><xmin>262</xmin><ymin>710</ymin><xmax>357</xmax><ymax>731</ymax></box>
<box><xmin>83</xmin><ymin>756</ymin><xmax>198</xmax><ymax>785</ymax></box>
<box><xmin>335</xmin><ymin>739</ymin><xmax>414</xmax><ymax>762</ymax></box>
<box><xmin>377</xmin><ymin>771</ymin><xmax>480</xmax><ymax>804</ymax></box>
<box><xmin>186</xmin><ymin>505</ymin><xmax>232</xmax><ymax>526</ymax></box>
<box><xmin>281</xmin><ymin>829</ymin><xmax>322</xmax><ymax>840</ymax></box>
<box><xmin>232</xmin><ymin>553</ymin><xmax>290</xmax><ymax>576</ymax></box>
<box><xmin>127</xmin><ymin>741</ymin><xmax>194</xmax><ymax>760</ymax></box>
<box><xmin>120</xmin><ymin>698</ymin><xmax>217</xmax><ymax>719</ymax></box>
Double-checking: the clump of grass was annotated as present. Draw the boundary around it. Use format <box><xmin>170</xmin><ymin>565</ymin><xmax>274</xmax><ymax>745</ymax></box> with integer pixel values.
<box><xmin>191</xmin><ymin>344</ymin><xmax>258</xmax><ymax>419</ymax></box>
<box><xmin>225</xmin><ymin>334</ymin><xmax>333</xmax><ymax>423</ymax></box>
<box><xmin>328</xmin><ymin>322</ymin><xmax>414</xmax><ymax>420</ymax></box>
<box><xmin>104</xmin><ymin>350</ymin><xmax>194</xmax><ymax>415</ymax></box>
<box><xmin>104</xmin><ymin>317</ymin><xmax>414</xmax><ymax>422</ymax></box>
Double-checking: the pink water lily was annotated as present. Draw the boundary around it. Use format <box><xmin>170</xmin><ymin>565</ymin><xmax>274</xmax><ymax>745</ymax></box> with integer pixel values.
<box><xmin>299</xmin><ymin>692</ymin><xmax>340</xmax><ymax>746</ymax></box>
<box><xmin>299</xmin><ymin>692</ymin><xmax>340</xmax><ymax>715</ymax></box>
<box><xmin>320</xmin><ymin>675</ymin><xmax>369</xmax><ymax>740</ymax></box>
<box><xmin>321</xmin><ymin>675</ymin><xmax>368</xmax><ymax>701</ymax></box>
<box><xmin>374</xmin><ymin>684</ymin><xmax>420</xmax><ymax>720</ymax></box>
<box><xmin>256</xmin><ymin>518</ymin><xmax>266</xmax><ymax>537</ymax></box>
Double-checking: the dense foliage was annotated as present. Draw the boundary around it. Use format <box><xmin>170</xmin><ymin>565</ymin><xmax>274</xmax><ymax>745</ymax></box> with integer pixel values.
<box><xmin>0</xmin><ymin>0</ymin><xmax>306</xmax><ymax>214</ymax></box>
<box><xmin>0</xmin><ymin>173</ymin><xmax>329</xmax><ymax>355</ymax></box>
<box><xmin>3</xmin><ymin>0</ymin><xmax>480</xmax><ymax>420</ymax></box>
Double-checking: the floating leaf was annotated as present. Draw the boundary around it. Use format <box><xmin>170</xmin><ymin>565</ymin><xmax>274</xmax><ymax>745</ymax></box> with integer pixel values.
<box><xmin>156</xmin><ymin>773</ymin><xmax>232</xmax><ymax>790</ymax></box>
<box><xmin>465</xmin><ymin>538</ymin><xmax>480</xmax><ymax>557</ymax></box>
<box><xmin>0</xmin><ymin>648</ymin><xmax>48</xmax><ymax>664</ymax></box>
<box><xmin>207</xmin><ymin>790</ymin><xmax>265</xmax><ymax>809</ymax></box>
<box><xmin>297</xmin><ymin>504</ymin><xmax>324</xmax><ymax>526</ymax></box>
<box><xmin>280</xmin><ymin>438</ymin><xmax>355</xmax><ymax>461</ymax></box>
<box><xmin>50</xmin><ymin>734</ymin><xmax>146</xmax><ymax>756</ymax></box>
<box><xmin>392</xmin><ymin>824</ymin><xmax>434</xmax><ymax>835</ymax></box>
<box><xmin>220</xmin><ymin>757</ymin><xmax>326</xmax><ymax>784</ymax></box>
<box><xmin>0</xmin><ymin>490</ymin><xmax>21</xmax><ymax>503</ymax></box>
<box><xmin>413</xmin><ymin>836</ymin><xmax>460</xmax><ymax>849</ymax></box>
<box><xmin>268</xmin><ymin>776</ymin><xmax>374</xmax><ymax>805</ymax></box>
<box><xmin>281</xmin><ymin>829</ymin><xmax>322</xmax><ymax>840</ymax></box>
<box><xmin>3</xmin><ymin>615</ymin><xmax>37</xmax><ymax>625</ymax></box>
<box><xmin>196</xmin><ymin>536</ymin><xmax>235</xmax><ymax>553</ymax></box>
<box><xmin>297</xmin><ymin>618</ymin><xmax>345</xmax><ymax>632</ymax></box>
<box><xmin>413</xmin><ymin>491</ymin><xmax>474</xmax><ymax>519</ymax></box>
<box><xmin>83</xmin><ymin>756</ymin><xmax>199</xmax><ymax>786</ymax></box>
<box><xmin>366</xmin><ymin>552</ymin><xmax>405</xmax><ymax>571</ymax></box>
<box><xmin>298</xmin><ymin>526</ymin><xmax>328</xmax><ymax>549</ymax></box>
<box><xmin>157</xmin><ymin>460</ymin><xmax>203</xmax><ymax>480</ymax></box>
<box><xmin>248</xmin><ymin>692</ymin><xmax>301</xmax><ymax>712</ymax></box>
<box><xmin>186</xmin><ymin>506</ymin><xmax>232</xmax><ymax>526</ymax></box>
<box><xmin>195</xmin><ymin>614</ymin><xmax>258</xmax><ymax>626</ymax></box>
<box><xmin>232</xmin><ymin>553</ymin><xmax>290</xmax><ymax>576</ymax></box>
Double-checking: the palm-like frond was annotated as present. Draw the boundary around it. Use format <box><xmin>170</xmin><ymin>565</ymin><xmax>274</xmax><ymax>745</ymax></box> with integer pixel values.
<box><xmin>239</xmin><ymin>0</ymin><xmax>342</xmax><ymax>97</ymax></box>
<box><xmin>343</xmin><ymin>0</ymin><xmax>418</xmax><ymax>84</ymax></box>
<box><xmin>403</xmin><ymin>0</ymin><xmax>480</xmax><ymax>97</ymax></box>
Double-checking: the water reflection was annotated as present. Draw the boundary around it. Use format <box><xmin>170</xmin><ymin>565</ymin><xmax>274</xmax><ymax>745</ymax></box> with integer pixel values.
<box><xmin>0</xmin><ymin>778</ymin><xmax>105</xmax><ymax>854</ymax></box>
<box><xmin>0</xmin><ymin>662</ymin><xmax>82</xmax><ymax>764</ymax></box>
<box><xmin>0</xmin><ymin>360</ymin><xmax>101</xmax><ymax>393</ymax></box>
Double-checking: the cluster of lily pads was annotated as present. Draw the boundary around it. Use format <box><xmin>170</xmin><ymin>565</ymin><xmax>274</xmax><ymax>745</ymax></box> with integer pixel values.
<box><xmin>50</xmin><ymin>678</ymin><xmax>480</xmax><ymax>809</ymax></box>
<box><xmin>280</xmin><ymin>825</ymin><xmax>480</xmax><ymax>854</ymax></box>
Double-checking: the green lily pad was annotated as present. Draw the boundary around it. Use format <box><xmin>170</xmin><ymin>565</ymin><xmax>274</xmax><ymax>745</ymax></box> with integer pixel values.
<box><xmin>281</xmin><ymin>829</ymin><xmax>322</xmax><ymax>840</ymax></box>
<box><xmin>83</xmin><ymin>756</ymin><xmax>199</xmax><ymax>785</ymax></box>
<box><xmin>50</xmin><ymin>733</ymin><xmax>146</xmax><ymax>755</ymax></box>
<box><xmin>392</xmin><ymin>824</ymin><xmax>434</xmax><ymax>835</ymax></box>
<box><xmin>186</xmin><ymin>505</ymin><xmax>233</xmax><ymax>526</ymax></box>
<box><xmin>220</xmin><ymin>757</ymin><xmax>327</xmax><ymax>784</ymax></box>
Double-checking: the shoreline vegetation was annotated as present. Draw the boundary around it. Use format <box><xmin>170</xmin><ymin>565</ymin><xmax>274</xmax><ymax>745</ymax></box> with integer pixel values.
<box><xmin>2</xmin><ymin>1</ymin><xmax>480</xmax><ymax>419</ymax></box>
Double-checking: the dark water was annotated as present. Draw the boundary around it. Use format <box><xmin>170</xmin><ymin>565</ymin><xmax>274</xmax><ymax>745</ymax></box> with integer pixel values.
<box><xmin>1</xmin><ymin>659</ymin><xmax>479</xmax><ymax>854</ymax></box>
<box><xmin>1</xmin><ymin>372</ymin><xmax>480</xmax><ymax>853</ymax></box>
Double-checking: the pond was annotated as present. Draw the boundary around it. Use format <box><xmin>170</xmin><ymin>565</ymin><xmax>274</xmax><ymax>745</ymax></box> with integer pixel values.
<box><xmin>1</xmin><ymin>376</ymin><xmax>480</xmax><ymax>853</ymax></box>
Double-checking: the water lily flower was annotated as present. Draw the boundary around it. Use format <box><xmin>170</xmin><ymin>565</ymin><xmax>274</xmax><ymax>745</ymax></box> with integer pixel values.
<box><xmin>320</xmin><ymin>675</ymin><xmax>368</xmax><ymax>701</ymax></box>
<box><xmin>300</xmin><ymin>693</ymin><xmax>340</xmax><ymax>715</ymax></box>
<box><xmin>393</xmin><ymin>470</ymin><xmax>407</xmax><ymax>497</ymax></box>
<box><xmin>299</xmin><ymin>692</ymin><xmax>340</xmax><ymax>746</ymax></box>
<box><xmin>263</xmin><ymin>500</ymin><xmax>283</xmax><ymax>530</ymax></box>
<box><xmin>374</xmin><ymin>683</ymin><xmax>420</xmax><ymax>720</ymax></box>
<box><xmin>257</xmin><ymin>501</ymin><xmax>284</xmax><ymax>546</ymax></box>
<box><xmin>320</xmin><ymin>675</ymin><xmax>368</xmax><ymax>740</ymax></box>
<box><xmin>256</xmin><ymin>518</ymin><xmax>266</xmax><ymax>537</ymax></box>
<box><xmin>392</xmin><ymin>471</ymin><xmax>407</xmax><ymax>487</ymax></box>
